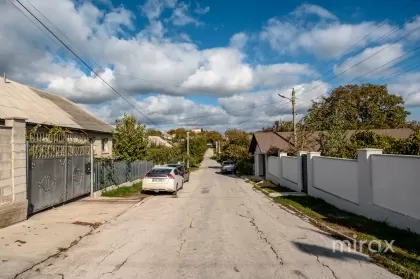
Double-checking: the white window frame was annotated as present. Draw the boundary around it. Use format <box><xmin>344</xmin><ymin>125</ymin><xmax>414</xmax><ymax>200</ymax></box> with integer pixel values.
<box><xmin>101</xmin><ymin>138</ymin><xmax>109</xmax><ymax>153</ymax></box>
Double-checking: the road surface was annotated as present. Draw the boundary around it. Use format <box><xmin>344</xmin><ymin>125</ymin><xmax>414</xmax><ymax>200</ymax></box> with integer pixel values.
<box><xmin>17</xmin><ymin>149</ymin><xmax>398</xmax><ymax>279</ymax></box>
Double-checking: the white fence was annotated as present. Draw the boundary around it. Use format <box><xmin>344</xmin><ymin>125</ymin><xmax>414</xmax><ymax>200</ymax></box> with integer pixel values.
<box><xmin>313</xmin><ymin>157</ymin><xmax>358</xmax><ymax>204</ymax></box>
<box><xmin>371</xmin><ymin>155</ymin><xmax>420</xmax><ymax>220</ymax></box>
<box><xmin>265</xmin><ymin>149</ymin><xmax>420</xmax><ymax>234</ymax></box>
<box><xmin>282</xmin><ymin>157</ymin><xmax>297</xmax><ymax>183</ymax></box>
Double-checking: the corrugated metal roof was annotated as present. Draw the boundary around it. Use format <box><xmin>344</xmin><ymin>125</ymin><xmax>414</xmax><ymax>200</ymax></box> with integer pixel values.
<box><xmin>0</xmin><ymin>80</ymin><xmax>113</xmax><ymax>134</ymax></box>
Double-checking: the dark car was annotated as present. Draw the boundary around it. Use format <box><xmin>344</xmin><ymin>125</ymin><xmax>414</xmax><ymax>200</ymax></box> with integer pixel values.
<box><xmin>166</xmin><ymin>164</ymin><xmax>190</xmax><ymax>182</ymax></box>
<box><xmin>221</xmin><ymin>161</ymin><xmax>236</xmax><ymax>174</ymax></box>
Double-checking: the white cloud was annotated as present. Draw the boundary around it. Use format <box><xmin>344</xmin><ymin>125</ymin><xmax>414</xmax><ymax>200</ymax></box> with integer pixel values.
<box><xmin>180</xmin><ymin>48</ymin><xmax>254</xmax><ymax>93</ymax></box>
<box><xmin>194</xmin><ymin>3</ymin><xmax>210</xmax><ymax>15</ymax></box>
<box><xmin>168</xmin><ymin>2</ymin><xmax>201</xmax><ymax>26</ymax></box>
<box><xmin>140</xmin><ymin>0</ymin><xmax>177</xmax><ymax>21</ymax></box>
<box><xmin>389</xmin><ymin>72</ymin><xmax>420</xmax><ymax>107</ymax></box>
<box><xmin>333</xmin><ymin>43</ymin><xmax>404</xmax><ymax>78</ymax></box>
<box><xmin>260</xmin><ymin>17</ymin><xmax>398</xmax><ymax>59</ymax></box>
<box><xmin>218</xmin><ymin>81</ymin><xmax>330</xmax><ymax>119</ymax></box>
<box><xmin>229</xmin><ymin>32</ymin><xmax>248</xmax><ymax>49</ymax></box>
<box><xmin>291</xmin><ymin>4</ymin><xmax>337</xmax><ymax>20</ymax></box>
<box><xmin>253</xmin><ymin>63</ymin><xmax>315</xmax><ymax>88</ymax></box>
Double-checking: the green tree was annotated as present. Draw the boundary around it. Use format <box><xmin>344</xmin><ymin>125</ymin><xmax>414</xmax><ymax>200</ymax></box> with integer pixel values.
<box><xmin>113</xmin><ymin>114</ymin><xmax>148</xmax><ymax>161</ymax></box>
<box><xmin>205</xmin><ymin>130</ymin><xmax>223</xmax><ymax>145</ymax></box>
<box><xmin>305</xmin><ymin>84</ymin><xmax>410</xmax><ymax>131</ymax></box>
<box><xmin>225</xmin><ymin>128</ymin><xmax>249</xmax><ymax>147</ymax></box>
<box><xmin>262</xmin><ymin>120</ymin><xmax>294</xmax><ymax>132</ymax></box>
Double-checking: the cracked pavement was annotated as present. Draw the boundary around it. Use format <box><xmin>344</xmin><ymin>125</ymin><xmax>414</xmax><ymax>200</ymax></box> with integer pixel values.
<box><xmin>15</xmin><ymin>149</ymin><xmax>399</xmax><ymax>279</ymax></box>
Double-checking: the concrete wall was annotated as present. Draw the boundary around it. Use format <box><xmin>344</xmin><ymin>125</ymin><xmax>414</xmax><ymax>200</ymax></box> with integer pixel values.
<box><xmin>371</xmin><ymin>154</ymin><xmax>420</xmax><ymax>220</ymax></box>
<box><xmin>0</xmin><ymin>118</ymin><xmax>28</xmax><ymax>229</ymax></box>
<box><xmin>266</xmin><ymin>153</ymin><xmax>300</xmax><ymax>192</ymax></box>
<box><xmin>282</xmin><ymin>156</ymin><xmax>297</xmax><ymax>183</ymax></box>
<box><xmin>0</xmin><ymin>126</ymin><xmax>12</xmax><ymax>205</ymax></box>
<box><xmin>265</xmin><ymin>149</ymin><xmax>420</xmax><ymax>233</ymax></box>
<box><xmin>313</xmin><ymin>157</ymin><xmax>358</xmax><ymax>204</ymax></box>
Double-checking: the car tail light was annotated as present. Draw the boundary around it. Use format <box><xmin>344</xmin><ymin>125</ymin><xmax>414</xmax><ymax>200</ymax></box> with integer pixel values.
<box><xmin>167</xmin><ymin>173</ymin><xmax>175</xmax><ymax>179</ymax></box>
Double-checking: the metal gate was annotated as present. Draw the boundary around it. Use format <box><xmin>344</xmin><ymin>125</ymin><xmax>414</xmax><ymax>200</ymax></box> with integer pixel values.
<box><xmin>27</xmin><ymin>139</ymin><xmax>91</xmax><ymax>214</ymax></box>
<box><xmin>301</xmin><ymin>154</ymin><xmax>308</xmax><ymax>193</ymax></box>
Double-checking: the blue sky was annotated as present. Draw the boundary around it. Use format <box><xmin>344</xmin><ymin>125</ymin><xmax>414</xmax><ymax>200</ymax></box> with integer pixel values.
<box><xmin>1</xmin><ymin>0</ymin><xmax>420</xmax><ymax>131</ymax></box>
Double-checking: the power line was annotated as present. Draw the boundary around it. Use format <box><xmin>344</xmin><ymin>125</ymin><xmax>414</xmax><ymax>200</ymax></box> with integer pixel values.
<box><xmin>7</xmin><ymin>0</ymin><xmax>420</xmax><ymax>130</ymax></box>
<box><xmin>12</xmin><ymin>0</ymin><xmax>168</xmax><ymax>134</ymax></box>
<box><xmin>316</xmin><ymin>0</ymin><xmax>419</xmax><ymax>76</ymax></box>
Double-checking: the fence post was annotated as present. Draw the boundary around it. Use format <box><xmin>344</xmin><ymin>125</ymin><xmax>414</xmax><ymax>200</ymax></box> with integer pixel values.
<box><xmin>90</xmin><ymin>141</ymin><xmax>94</xmax><ymax>197</ymax></box>
<box><xmin>296</xmin><ymin>151</ymin><xmax>307</xmax><ymax>192</ymax></box>
<box><xmin>357</xmin><ymin>149</ymin><xmax>382</xmax><ymax>212</ymax></box>
<box><xmin>278</xmin><ymin>152</ymin><xmax>287</xmax><ymax>179</ymax></box>
<box><xmin>307</xmin><ymin>152</ymin><xmax>321</xmax><ymax>196</ymax></box>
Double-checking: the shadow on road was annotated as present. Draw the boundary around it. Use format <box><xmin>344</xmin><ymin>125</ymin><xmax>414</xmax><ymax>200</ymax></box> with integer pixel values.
<box><xmin>207</xmin><ymin>166</ymin><xmax>220</xmax><ymax>169</ymax></box>
<box><xmin>292</xmin><ymin>241</ymin><xmax>369</xmax><ymax>262</ymax></box>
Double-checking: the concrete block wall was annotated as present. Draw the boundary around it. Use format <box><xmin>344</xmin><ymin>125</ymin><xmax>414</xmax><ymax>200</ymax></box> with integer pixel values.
<box><xmin>306</xmin><ymin>150</ymin><xmax>420</xmax><ymax>234</ymax></box>
<box><xmin>0</xmin><ymin>118</ymin><xmax>28</xmax><ymax>229</ymax></box>
<box><xmin>266</xmin><ymin>150</ymin><xmax>420</xmax><ymax>233</ymax></box>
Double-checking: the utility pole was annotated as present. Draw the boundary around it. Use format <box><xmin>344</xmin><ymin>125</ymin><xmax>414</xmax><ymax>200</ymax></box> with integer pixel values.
<box><xmin>187</xmin><ymin>132</ymin><xmax>190</xmax><ymax>168</ymax></box>
<box><xmin>278</xmin><ymin>88</ymin><xmax>297</xmax><ymax>146</ymax></box>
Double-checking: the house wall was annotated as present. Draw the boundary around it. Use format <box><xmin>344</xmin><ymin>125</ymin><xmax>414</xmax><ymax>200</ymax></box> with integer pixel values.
<box><xmin>265</xmin><ymin>149</ymin><xmax>420</xmax><ymax>233</ymax></box>
<box><xmin>0</xmin><ymin>118</ymin><xmax>28</xmax><ymax>229</ymax></box>
<box><xmin>90</xmin><ymin>133</ymin><xmax>113</xmax><ymax>158</ymax></box>
<box><xmin>313</xmin><ymin>157</ymin><xmax>358</xmax><ymax>204</ymax></box>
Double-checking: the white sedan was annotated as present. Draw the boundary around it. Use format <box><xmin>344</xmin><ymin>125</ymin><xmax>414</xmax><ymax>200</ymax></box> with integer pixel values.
<box><xmin>142</xmin><ymin>167</ymin><xmax>184</xmax><ymax>194</ymax></box>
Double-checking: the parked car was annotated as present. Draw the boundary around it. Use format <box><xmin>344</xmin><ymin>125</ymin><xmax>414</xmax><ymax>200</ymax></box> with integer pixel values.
<box><xmin>166</xmin><ymin>163</ymin><xmax>190</xmax><ymax>182</ymax></box>
<box><xmin>221</xmin><ymin>161</ymin><xmax>236</xmax><ymax>174</ymax></box>
<box><xmin>142</xmin><ymin>167</ymin><xmax>184</xmax><ymax>193</ymax></box>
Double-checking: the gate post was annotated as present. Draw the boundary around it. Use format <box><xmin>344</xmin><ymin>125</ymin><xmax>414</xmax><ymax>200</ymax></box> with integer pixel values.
<box><xmin>90</xmin><ymin>141</ymin><xmax>94</xmax><ymax>197</ymax></box>
<box><xmin>297</xmin><ymin>151</ymin><xmax>308</xmax><ymax>192</ymax></box>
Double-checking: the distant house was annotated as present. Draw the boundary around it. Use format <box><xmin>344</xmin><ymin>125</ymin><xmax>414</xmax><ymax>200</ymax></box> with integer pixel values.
<box><xmin>191</xmin><ymin>127</ymin><xmax>202</xmax><ymax>133</ymax></box>
<box><xmin>249</xmin><ymin>129</ymin><xmax>414</xmax><ymax>177</ymax></box>
<box><xmin>0</xmin><ymin>79</ymin><xmax>114</xmax><ymax>157</ymax></box>
<box><xmin>148</xmin><ymin>136</ymin><xmax>172</xmax><ymax>147</ymax></box>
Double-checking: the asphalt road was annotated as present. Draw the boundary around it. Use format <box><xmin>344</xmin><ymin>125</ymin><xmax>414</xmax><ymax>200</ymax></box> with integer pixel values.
<box><xmin>18</xmin><ymin>149</ymin><xmax>399</xmax><ymax>279</ymax></box>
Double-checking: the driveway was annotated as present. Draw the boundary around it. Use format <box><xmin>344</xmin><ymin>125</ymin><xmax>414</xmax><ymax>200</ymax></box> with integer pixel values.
<box><xmin>16</xmin><ymin>149</ymin><xmax>399</xmax><ymax>279</ymax></box>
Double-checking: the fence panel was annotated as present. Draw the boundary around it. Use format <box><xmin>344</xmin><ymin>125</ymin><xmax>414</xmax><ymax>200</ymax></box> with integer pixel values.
<box><xmin>93</xmin><ymin>160</ymin><xmax>153</xmax><ymax>191</ymax></box>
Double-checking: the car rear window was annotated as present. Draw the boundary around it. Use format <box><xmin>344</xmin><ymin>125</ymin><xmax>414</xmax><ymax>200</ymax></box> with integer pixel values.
<box><xmin>150</xmin><ymin>168</ymin><xmax>172</xmax><ymax>173</ymax></box>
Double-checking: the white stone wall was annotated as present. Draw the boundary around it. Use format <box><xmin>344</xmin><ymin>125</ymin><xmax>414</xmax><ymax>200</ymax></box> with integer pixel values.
<box><xmin>313</xmin><ymin>157</ymin><xmax>358</xmax><ymax>204</ymax></box>
<box><xmin>371</xmin><ymin>154</ymin><xmax>420</xmax><ymax>220</ymax></box>
<box><xmin>0</xmin><ymin>118</ymin><xmax>28</xmax><ymax>228</ymax></box>
<box><xmin>0</xmin><ymin>126</ymin><xmax>12</xmax><ymax>205</ymax></box>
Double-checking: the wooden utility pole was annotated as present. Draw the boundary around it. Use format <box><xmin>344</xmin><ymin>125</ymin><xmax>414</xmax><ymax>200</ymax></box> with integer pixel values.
<box><xmin>187</xmin><ymin>132</ymin><xmax>190</xmax><ymax>168</ymax></box>
<box><xmin>291</xmin><ymin>88</ymin><xmax>297</xmax><ymax>146</ymax></box>
<box><xmin>278</xmin><ymin>88</ymin><xmax>297</xmax><ymax>147</ymax></box>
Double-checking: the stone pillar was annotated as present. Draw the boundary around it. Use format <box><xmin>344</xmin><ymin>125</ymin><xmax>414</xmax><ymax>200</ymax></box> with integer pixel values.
<box><xmin>278</xmin><ymin>152</ymin><xmax>287</xmax><ymax>179</ymax></box>
<box><xmin>307</xmin><ymin>152</ymin><xmax>321</xmax><ymax>196</ymax></box>
<box><xmin>0</xmin><ymin>117</ymin><xmax>28</xmax><ymax>228</ymax></box>
<box><xmin>296</xmin><ymin>151</ymin><xmax>308</xmax><ymax>192</ymax></box>
<box><xmin>357</xmin><ymin>148</ymin><xmax>382</xmax><ymax>208</ymax></box>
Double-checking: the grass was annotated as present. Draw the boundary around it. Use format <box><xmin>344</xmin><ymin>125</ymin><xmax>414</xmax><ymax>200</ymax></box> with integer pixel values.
<box><xmin>101</xmin><ymin>182</ymin><xmax>144</xmax><ymax>197</ymax></box>
<box><xmin>253</xmin><ymin>184</ymin><xmax>420</xmax><ymax>279</ymax></box>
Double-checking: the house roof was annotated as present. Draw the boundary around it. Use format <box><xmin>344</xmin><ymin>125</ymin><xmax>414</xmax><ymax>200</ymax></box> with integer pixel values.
<box><xmin>249</xmin><ymin>128</ymin><xmax>415</xmax><ymax>154</ymax></box>
<box><xmin>249</xmin><ymin>132</ymin><xmax>293</xmax><ymax>154</ymax></box>
<box><xmin>0</xmin><ymin>79</ymin><xmax>113</xmax><ymax>134</ymax></box>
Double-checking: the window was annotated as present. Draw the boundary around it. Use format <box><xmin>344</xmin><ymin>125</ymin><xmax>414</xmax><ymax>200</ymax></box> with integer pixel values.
<box><xmin>101</xmin><ymin>138</ymin><xmax>109</xmax><ymax>153</ymax></box>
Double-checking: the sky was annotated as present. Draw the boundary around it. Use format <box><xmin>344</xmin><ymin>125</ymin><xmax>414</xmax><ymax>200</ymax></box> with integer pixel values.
<box><xmin>1</xmin><ymin>0</ymin><xmax>420</xmax><ymax>133</ymax></box>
